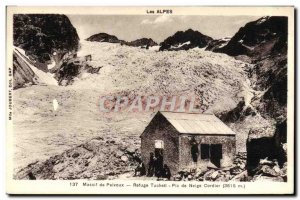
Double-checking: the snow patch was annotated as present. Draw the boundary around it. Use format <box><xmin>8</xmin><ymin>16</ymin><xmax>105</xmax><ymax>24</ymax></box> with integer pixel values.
<box><xmin>177</xmin><ymin>41</ymin><xmax>191</xmax><ymax>47</ymax></box>
<box><xmin>47</xmin><ymin>60</ymin><xmax>56</xmax><ymax>70</ymax></box>
<box><xmin>148</xmin><ymin>45</ymin><xmax>160</xmax><ymax>51</ymax></box>
<box><xmin>53</xmin><ymin>99</ymin><xmax>59</xmax><ymax>111</ymax></box>
<box><xmin>221</xmin><ymin>37</ymin><xmax>231</xmax><ymax>41</ymax></box>
<box><xmin>171</xmin><ymin>41</ymin><xmax>191</xmax><ymax>49</ymax></box>
<box><xmin>218</xmin><ymin>42</ymin><xmax>228</xmax><ymax>49</ymax></box>
<box><xmin>237</xmin><ymin>79</ymin><xmax>255</xmax><ymax>107</ymax></box>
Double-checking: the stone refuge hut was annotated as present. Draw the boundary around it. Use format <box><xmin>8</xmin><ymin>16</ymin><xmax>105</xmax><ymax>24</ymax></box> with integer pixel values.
<box><xmin>140</xmin><ymin>111</ymin><xmax>236</xmax><ymax>175</ymax></box>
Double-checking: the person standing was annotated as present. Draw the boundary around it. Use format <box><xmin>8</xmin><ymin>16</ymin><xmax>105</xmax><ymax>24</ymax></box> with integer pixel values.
<box><xmin>155</xmin><ymin>151</ymin><xmax>163</xmax><ymax>178</ymax></box>
<box><xmin>191</xmin><ymin>138</ymin><xmax>199</xmax><ymax>168</ymax></box>
<box><xmin>134</xmin><ymin>160</ymin><xmax>146</xmax><ymax>176</ymax></box>
<box><xmin>162</xmin><ymin>164</ymin><xmax>171</xmax><ymax>180</ymax></box>
<box><xmin>147</xmin><ymin>152</ymin><xmax>155</xmax><ymax>177</ymax></box>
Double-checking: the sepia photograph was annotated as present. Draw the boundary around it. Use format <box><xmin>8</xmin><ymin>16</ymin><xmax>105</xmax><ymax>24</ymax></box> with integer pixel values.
<box><xmin>6</xmin><ymin>6</ymin><xmax>295</xmax><ymax>195</ymax></box>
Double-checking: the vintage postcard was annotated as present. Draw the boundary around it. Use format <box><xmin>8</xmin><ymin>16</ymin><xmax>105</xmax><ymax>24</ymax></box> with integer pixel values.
<box><xmin>6</xmin><ymin>6</ymin><xmax>294</xmax><ymax>195</ymax></box>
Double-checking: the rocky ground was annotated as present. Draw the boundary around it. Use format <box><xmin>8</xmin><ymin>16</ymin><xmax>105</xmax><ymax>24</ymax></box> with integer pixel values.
<box><xmin>251</xmin><ymin>158</ymin><xmax>287</xmax><ymax>182</ymax></box>
<box><xmin>15</xmin><ymin>134</ymin><xmax>141</xmax><ymax>180</ymax></box>
<box><xmin>172</xmin><ymin>153</ymin><xmax>286</xmax><ymax>182</ymax></box>
<box><xmin>16</xmin><ymin>146</ymin><xmax>287</xmax><ymax>182</ymax></box>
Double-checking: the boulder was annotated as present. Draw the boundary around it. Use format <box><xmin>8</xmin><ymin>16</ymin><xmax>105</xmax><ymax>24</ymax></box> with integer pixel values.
<box><xmin>121</xmin><ymin>155</ymin><xmax>128</xmax><ymax>162</ymax></box>
<box><xmin>231</xmin><ymin>170</ymin><xmax>248</xmax><ymax>181</ymax></box>
<box><xmin>253</xmin><ymin>175</ymin><xmax>284</xmax><ymax>182</ymax></box>
<box><xmin>210</xmin><ymin>170</ymin><xmax>220</xmax><ymax>180</ymax></box>
<box><xmin>115</xmin><ymin>150</ymin><xmax>124</xmax><ymax>158</ymax></box>
<box><xmin>72</xmin><ymin>152</ymin><xmax>80</xmax><ymax>158</ymax></box>
<box><xmin>203</xmin><ymin>169</ymin><xmax>215</xmax><ymax>181</ymax></box>
<box><xmin>97</xmin><ymin>174</ymin><xmax>108</xmax><ymax>180</ymax></box>
<box><xmin>125</xmin><ymin>146</ymin><xmax>136</xmax><ymax>155</ymax></box>
<box><xmin>260</xmin><ymin>165</ymin><xmax>280</xmax><ymax>177</ymax></box>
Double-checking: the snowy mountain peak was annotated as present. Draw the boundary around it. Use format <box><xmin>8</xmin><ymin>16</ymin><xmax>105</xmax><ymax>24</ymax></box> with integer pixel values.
<box><xmin>159</xmin><ymin>29</ymin><xmax>213</xmax><ymax>51</ymax></box>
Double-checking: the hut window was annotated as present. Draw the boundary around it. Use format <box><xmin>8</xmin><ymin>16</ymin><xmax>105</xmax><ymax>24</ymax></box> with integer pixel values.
<box><xmin>155</xmin><ymin>140</ymin><xmax>164</xmax><ymax>149</ymax></box>
<box><xmin>201</xmin><ymin>144</ymin><xmax>210</xmax><ymax>159</ymax></box>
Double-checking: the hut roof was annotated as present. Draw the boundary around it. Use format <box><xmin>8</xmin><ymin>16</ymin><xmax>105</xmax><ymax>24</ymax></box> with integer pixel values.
<box><xmin>160</xmin><ymin>111</ymin><xmax>236</xmax><ymax>135</ymax></box>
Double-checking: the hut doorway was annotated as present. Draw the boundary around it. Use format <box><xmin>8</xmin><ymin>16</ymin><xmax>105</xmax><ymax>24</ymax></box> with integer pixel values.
<box><xmin>154</xmin><ymin>140</ymin><xmax>164</xmax><ymax>176</ymax></box>
<box><xmin>210</xmin><ymin>144</ymin><xmax>222</xmax><ymax>168</ymax></box>
<box><xmin>201</xmin><ymin>144</ymin><xmax>222</xmax><ymax>168</ymax></box>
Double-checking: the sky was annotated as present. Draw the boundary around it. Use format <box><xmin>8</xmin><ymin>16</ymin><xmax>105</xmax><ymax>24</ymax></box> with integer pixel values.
<box><xmin>68</xmin><ymin>15</ymin><xmax>262</xmax><ymax>43</ymax></box>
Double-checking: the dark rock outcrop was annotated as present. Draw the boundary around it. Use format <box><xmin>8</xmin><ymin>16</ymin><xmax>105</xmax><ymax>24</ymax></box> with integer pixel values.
<box><xmin>13</xmin><ymin>14</ymin><xmax>80</xmax><ymax>89</ymax></box>
<box><xmin>246</xmin><ymin>129</ymin><xmax>275</xmax><ymax>175</ymax></box>
<box><xmin>55</xmin><ymin>58</ymin><xmax>101</xmax><ymax>86</ymax></box>
<box><xmin>205</xmin><ymin>37</ymin><xmax>230</xmax><ymax>51</ymax></box>
<box><xmin>254</xmin><ymin>57</ymin><xmax>287</xmax><ymax>119</ymax></box>
<box><xmin>273</xmin><ymin>120</ymin><xmax>287</xmax><ymax>166</ymax></box>
<box><xmin>86</xmin><ymin>33</ymin><xmax>121</xmax><ymax>43</ymax></box>
<box><xmin>246</xmin><ymin>123</ymin><xmax>287</xmax><ymax>175</ymax></box>
<box><xmin>219</xmin><ymin>101</ymin><xmax>256</xmax><ymax>123</ymax></box>
<box><xmin>13</xmin><ymin>14</ymin><xmax>79</xmax><ymax>68</ymax></box>
<box><xmin>124</xmin><ymin>38</ymin><xmax>157</xmax><ymax>48</ymax></box>
<box><xmin>86</xmin><ymin>33</ymin><xmax>157</xmax><ymax>49</ymax></box>
<box><xmin>159</xmin><ymin>29</ymin><xmax>213</xmax><ymax>51</ymax></box>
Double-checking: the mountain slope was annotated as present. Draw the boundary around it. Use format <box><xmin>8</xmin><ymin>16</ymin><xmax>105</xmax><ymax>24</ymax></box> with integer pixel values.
<box><xmin>213</xmin><ymin>16</ymin><xmax>288</xmax><ymax>120</ymax></box>
<box><xmin>211</xmin><ymin>16</ymin><xmax>288</xmax><ymax>171</ymax></box>
<box><xmin>215</xmin><ymin>16</ymin><xmax>287</xmax><ymax>57</ymax></box>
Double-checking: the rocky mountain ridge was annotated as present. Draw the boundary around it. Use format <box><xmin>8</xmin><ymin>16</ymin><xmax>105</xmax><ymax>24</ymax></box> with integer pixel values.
<box><xmin>86</xmin><ymin>33</ymin><xmax>158</xmax><ymax>48</ymax></box>
<box><xmin>159</xmin><ymin>29</ymin><xmax>213</xmax><ymax>51</ymax></box>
